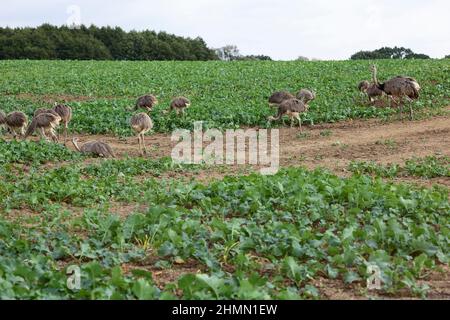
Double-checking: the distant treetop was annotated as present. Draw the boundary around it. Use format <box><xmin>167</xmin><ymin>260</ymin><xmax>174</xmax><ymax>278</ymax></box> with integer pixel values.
<box><xmin>0</xmin><ymin>24</ymin><xmax>218</xmax><ymax>61</ymax></box>
<box><xmin>350</xmin><ymin>47</ymin><xmax>430</xmax><ymax>60</ymax></box>
<box><xmin>214</xmin><ymin>45</ymin><xmax>272</xmax><ymax>61</ymax></box>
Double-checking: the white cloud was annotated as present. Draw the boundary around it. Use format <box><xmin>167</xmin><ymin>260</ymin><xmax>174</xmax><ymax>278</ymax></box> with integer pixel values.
<box><xmin>0</xmin><ymin>0</ymin><xmax>449</xmax><ymax>59</ymax></box>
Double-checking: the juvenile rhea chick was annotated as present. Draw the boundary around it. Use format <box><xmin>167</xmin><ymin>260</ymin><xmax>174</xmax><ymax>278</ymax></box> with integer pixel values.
<box><xmin>4</xmin><ymin>111</ymin><xmax>28</xmax><ymax>139</ymax></box>
<box><xmin>296</xmin><ymin>89</ymin><xmax>316</xmax><ymax>104</ymax></box>
<box><xmin>134</xmin><ymin>95</ymin><xmax>158</xmax><ymax>112</ymax></box>
<box><xmin>268</xmin><ymin>98</ymin><xmax>309</xmax><ymax>128</ymax></box>
<box><xmin>130</xmin><ymin>112</ymin><xmax>153</xmax><ymax>156</ymax></box>
<box><xmin>71</xmin><ymin>138</ymin><xmax>116</xmax><ymax>158</ymax></box>
<box><xmin>268</xmin><ymin>91</ymin><xmax>295</xmax><ymax>107</ymax></box>
<box><xmin>24</xmin><ymin>113</ymin><xmax>61</xmax><ymax>142</ymax></box>
<box><xmin>168</xmin><ymin>97</ymin><xmax>191</xmax><ymax>115</ymax></box>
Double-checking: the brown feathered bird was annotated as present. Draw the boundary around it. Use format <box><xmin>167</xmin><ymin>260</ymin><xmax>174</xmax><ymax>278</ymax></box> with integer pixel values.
<box><xmin>134</xmin><ymin>95</ymin><xmax>158</xmax><ymax>112</ymax></box>
<box><xmin>34</xmin><ymin>108</ymin><xmax>59</xmax><ymax>118</ymax></box>
<box><xmin>366</xmin><ymin>83</ymin><xmax>384</xmax><ymax>102</ymax></box>
<box><xmin>34</xmin><ymin>104</ymin><xmax>72</xmax><ymax>144</ymax></box>
<box><xmin>0</xmin><ymin>110</ymin><xmax>6</xmax><ymax>132</ymax></box>
<box><xmin>358</xmin><ymin>80</ymin><xmax>370</xmax><ymax>93</ymax></box>
<box><xmin>296</xmin><ymin>89</ymin><xmax>316</xmax><ymax>104</ymax></box>
<box><xmin>268</xmin><ymin>98</ymin><xmax>309</xmax><ymax>128</ymax></box>
<box><xmin>268</xmin><ymin>91</ymin><xmax>295</xmax><ymax>107</ymax></box>
<box><xmin>4</xmin><ymin>111</ymin><xmax>28</xmax><ymax>138</ymax></box>
<box><xmin>53</xmin><ymin>104</ymin><xmax>72</xmax><ymax>145</ymax></box>
<box><xmin>168</xmin><ymin>97</ymin><xmax>191</xmax><ymax>115</ymax></box>
<box><xmin>371</xmin><ymin>65</ymin><xmax>421</xmax><ymax>119</ymax></box>
<box><xmin>130</xmin><ymin>113</ymin><xmax>153</xmax><ymax>155</ymax></box>
<box><xmin>24</xmin><ymin>113</ymin><xmax>61</xmax><ymax>142</ymax></box>
<box><xmin>71</xmin><ymin>138</ymin><xmax>116</xmax><ymax>158</ymax></box>
<box><xmin>358</xmin><ymin>80</ymin><xmax>384</xmax><ymax>102</ymax></box>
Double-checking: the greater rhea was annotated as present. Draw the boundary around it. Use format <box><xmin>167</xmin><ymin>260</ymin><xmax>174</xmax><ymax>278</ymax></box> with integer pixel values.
<box><xmin>34</xmin><ymin>104</ymin><xmax>72</xmax><ymax>144</ymax></box>
<box><xmin>134</xmin><ymin>95</ymin><xmax>158</xmax><ymax>113</ymax></box>
<box><xmin>53</xmin><ymin>104</ymin><xmax>72</xmax><ymax>145</ymax></box>
<box><xmin>268</xmin><ymin>91</ymin><xmax>295</xmax><ymax>107</ymax></box>
<box><xmin>371</xmin><ymin>65</ymin><xmax>421</xmax><ymax>120</ymax></box>
<box><xmin>130</xmin><ymin>113</ymin><xmax>153</xmax><ymax>155</ymax></box>
<box><xmin>71</xmin><ymin>138</ymin><xmax>116</xmax><ymax>158</ymax></box>
<box><xmin>358</xmin><ymin>80</ymin><xmax>384</xmax><ymax>102</ymax></box>
<box><xmin>268</xmin><ymin>98</ymin><xmax>309</xmax><ymax>128</ymax></box>
<box><xmin>0</xmin><ymin>110</ymin><xmax>6</xmax><ymax>133</ymax></box>
<box><xmin>358</xmin><ymin>80</ymin><xmax>370</xmax><ymax>93</ymax></box>
<box><xmin>296</xmin><ymin>89</ymin><xmax>316</xmax><ymax>104</ymax></box>
<box><xmin>168</xmin><ymin>97</ymin><xmax>191</xmax><ymax>115</ymax></box>
<box><xmin>3</xmin><ymin>111</ymin><xmax>28</xmax><ymax>139</ymax></box>
<box><xmin>24</xmin><ymin>113</ymin><xmax>61</xmax><ymax>142</ymax></box>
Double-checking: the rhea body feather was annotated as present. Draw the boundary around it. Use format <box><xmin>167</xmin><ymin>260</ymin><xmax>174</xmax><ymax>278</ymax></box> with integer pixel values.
<box><xmin>72</xmin><ymin>139</ymin><xmax>116</xmax><ymax>158</ymax></box>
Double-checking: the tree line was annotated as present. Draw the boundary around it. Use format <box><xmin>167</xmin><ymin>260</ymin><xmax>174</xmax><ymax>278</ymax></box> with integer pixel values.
<box><xmin>350</xmin><ymin>47</ymin><xmax>431</xmax><ymax>60</ymax></box>
<box><xmin>0</xmin><ymin>26</ymin><xmax>444</xmax><ymax>62</ymax></box>
<box><xmin>0</xmin><ymin>24</ymin><xmax>218</xmax><ymax>60</ymax></box>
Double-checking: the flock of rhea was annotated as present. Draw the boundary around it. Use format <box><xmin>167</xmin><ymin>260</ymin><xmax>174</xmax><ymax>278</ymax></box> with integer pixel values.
<box><xmin>0</xmin><ymin>64</ymin><xmax>421</xmax><ymax>159</ymax></box>
<box><xmin>0</xmin><ymin>95</ymin><xmax>191</xmax><ymax>158</ymax></box>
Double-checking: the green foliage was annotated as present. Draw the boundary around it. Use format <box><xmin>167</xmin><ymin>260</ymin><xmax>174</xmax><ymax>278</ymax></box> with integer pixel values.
<box><xmin>349</xmin><ymin>155</ymin><xmax>450</xmax><ymax>179</ymax></box>
<box><xmin>0</xmin><ymin>59</ymin><xmax>449</xmax><ymax>135</ymax></box>
<box><xmin>351</xmin><ymin>47</ymin><xmax>430</xmax><ymax>60</ymax></box>
<box><xmin>0</xmin><ymin>24</ymin><xmax>217</xmax><ymax>61</ymax></box>
<box><xmin>0</xmin><ymin>139</ymin><xmax>82</xmax><ymax>165</ymax></box>
<box><xmin>0</xmin><ymin>165</ymin><xmax>448</xmax><ymax>299</ymax></box>
<box><xmin>0</xmin><ymin>157</ymin><xmax>200</xmax><ymax>210</ymax></box>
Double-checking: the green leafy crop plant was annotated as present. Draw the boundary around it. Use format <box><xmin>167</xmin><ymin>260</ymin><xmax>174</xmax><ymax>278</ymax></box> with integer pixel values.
<box><xmin>1</xmin><ymin>59</ymin><xmax>448</xmax><ymax>135</ymax></box>
<box><xmin>0</xmin><ymin>167</ymin><xmax>448</xmax><ymax>299</ymax></box>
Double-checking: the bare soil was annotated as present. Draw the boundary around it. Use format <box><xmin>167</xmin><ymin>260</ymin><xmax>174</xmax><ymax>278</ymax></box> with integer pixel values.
<box><xmin>66</xmin><ymin>112</ymin><xmax>450</xmax><ymax>187</ymax></box>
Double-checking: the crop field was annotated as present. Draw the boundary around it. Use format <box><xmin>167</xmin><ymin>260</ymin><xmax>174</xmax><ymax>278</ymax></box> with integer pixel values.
<box><xmin>0</xmin><ymin>59</ymin><xmax>449</xmax><ymax>299</ymax></box>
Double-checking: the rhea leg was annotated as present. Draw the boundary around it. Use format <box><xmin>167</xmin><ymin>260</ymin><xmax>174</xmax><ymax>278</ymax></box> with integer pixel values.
<box><xmin>390</xmin><ymin>96</ymin><xmax>402</xmax><ymax>120</ymax></box>
<box><xmin>405</xmin><ymin>97</ymin><xmax>414</xmax><ymax>120</ymax></box>
<box><xmin>137</xmin><ymin>134</ymin><xmax>143</xmax><ymax>156</ymax></box>
<box><xmin>141</xmin><ymin>133</ymin><xmax>147</xmax><ymax>155</ymax></box>
<box><xmin>39</xmin><ymin>128</ymin><xmax>49</xmax><ymax>141</ymax></box>
<box><xmin>50</xmin><ymin>128</ymin><xmax>59</xmax><ymax>143</ymax></box>
<box><xmin>297</xmin><ymin>114</ymin><xmax>302</xmax><ymax>128</ymax></box>
<box><xmin>63</xmin><ymin>122</ymin><xmax>69</xmax><ymax>145</ymax></box>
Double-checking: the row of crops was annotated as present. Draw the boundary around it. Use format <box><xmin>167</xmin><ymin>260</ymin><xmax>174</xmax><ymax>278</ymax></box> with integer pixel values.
<box><xmin>0</xmin><ymin>60</ymin><xmax>448</xmax><ymax>299</ymax></box>
<box><xmin>0</xmin><ymin>140</ymin><xmax>448</xmax><ymax>299</ymax></box>
<box><xmin>0</xmin><ymin>59</ymin><xmax>449</xmax><ymax>135</ymax></box>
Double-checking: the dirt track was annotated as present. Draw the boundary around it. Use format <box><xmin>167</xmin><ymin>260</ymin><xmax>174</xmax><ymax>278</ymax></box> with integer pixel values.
<box><xmin>69</xmin><ymin>112</ymin><xmax>450</xmax><ymax>186</ymax></box>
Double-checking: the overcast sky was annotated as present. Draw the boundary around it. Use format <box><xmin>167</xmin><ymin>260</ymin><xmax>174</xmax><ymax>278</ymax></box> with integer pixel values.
<box><xmin>1</xmin><ymin>0</ymin><xmax>449</xmax><ymax>60</ymax></box>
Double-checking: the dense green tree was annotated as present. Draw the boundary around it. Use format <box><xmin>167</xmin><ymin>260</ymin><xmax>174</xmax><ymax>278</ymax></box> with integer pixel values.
<box><xmin>0</xmin><ymin>24</ymin><xmax>217</xmax><ymax>61</ymax></box>
<box><xmin>351</xmin><ymin>47</ymin><xmax>430</xmax><ymax>60</ymax></box>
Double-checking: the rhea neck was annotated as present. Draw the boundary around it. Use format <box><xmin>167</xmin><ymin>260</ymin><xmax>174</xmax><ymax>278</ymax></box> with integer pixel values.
<box><xmin>372</xmin><ymin>67</ymin><xmax>384</xmax><ymax>90</ymax></box>
<box><xmin>72</xmin><ymin>139</ymin><xmax>81</xmax><ymax>152</ymax></box>
<box><xmin>372</xmin><ymin>67</ymin><xmax>379</xmax><ymax>86</ymax></box>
